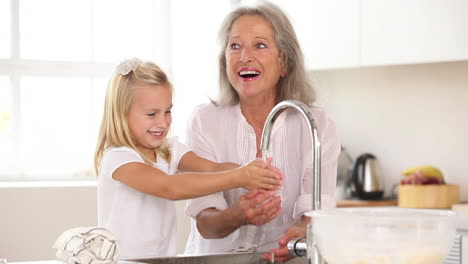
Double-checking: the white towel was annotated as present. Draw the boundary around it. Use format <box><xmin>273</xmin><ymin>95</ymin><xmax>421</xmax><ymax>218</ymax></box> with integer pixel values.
<box><xmin>52</xmin><ymin>227</ymin><xmax>120</xmax><ymax>264</ymax></box>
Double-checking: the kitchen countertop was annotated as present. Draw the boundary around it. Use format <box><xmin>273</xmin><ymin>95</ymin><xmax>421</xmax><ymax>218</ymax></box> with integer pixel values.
<box><xmin>337</xmin><ymin>199</ymin><xmax>398</xmax><ymax>207</ymax></box>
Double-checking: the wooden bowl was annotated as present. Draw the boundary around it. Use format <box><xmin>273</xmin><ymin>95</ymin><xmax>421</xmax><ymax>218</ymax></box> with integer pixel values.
<box><xmin>398</xmin><ymin>184</ymin><xmax>460</xmax><ymax>209</ymax></box>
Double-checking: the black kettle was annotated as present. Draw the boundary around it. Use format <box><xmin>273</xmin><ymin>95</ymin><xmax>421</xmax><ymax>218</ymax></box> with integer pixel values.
<box><xmin>352</xmin><ymin>153</ymin><xmax>384</xmax><ymax>200</ymax></box>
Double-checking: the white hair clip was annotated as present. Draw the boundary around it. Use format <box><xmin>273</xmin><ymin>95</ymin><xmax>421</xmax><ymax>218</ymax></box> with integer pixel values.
<box><xmin>116</xmin><ymin>57</ymin><xmax>141</xmax><ymax>76</ymax></box>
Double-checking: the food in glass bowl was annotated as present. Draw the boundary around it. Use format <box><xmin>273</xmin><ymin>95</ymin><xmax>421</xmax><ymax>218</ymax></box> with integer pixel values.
<box><xmin>307</xmin><ymin>208</ymin><xmax>460</xmax><ymax>264</ymax></box>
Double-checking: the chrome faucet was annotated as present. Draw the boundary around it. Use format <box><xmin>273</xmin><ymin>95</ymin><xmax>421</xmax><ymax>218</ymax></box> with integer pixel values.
<box><xmin>260</xmin><ymin>100</ymin><xmax>322</xmax><ymax>264</ymax></box>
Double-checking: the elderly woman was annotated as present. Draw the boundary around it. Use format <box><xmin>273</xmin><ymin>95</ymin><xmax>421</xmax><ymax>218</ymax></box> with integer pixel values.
<box><xmin>184</xmin><ymin>2</ymin><xmax>340</xmax><ymax>262</ymax></box>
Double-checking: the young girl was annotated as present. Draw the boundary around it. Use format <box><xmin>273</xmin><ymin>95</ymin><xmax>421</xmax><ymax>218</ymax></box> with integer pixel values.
<box><xmin>94</xmin><ymin>58</ymin><xmax>282</xmax><ymax>259</ymax></box>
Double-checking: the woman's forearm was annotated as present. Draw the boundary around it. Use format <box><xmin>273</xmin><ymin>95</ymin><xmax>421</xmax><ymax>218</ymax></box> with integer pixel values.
<box><xmin>195</xmin><ymin>189</ymin><xmax>281</xmax><ymax>238</ymax></box>
<box><xmin>195</xmin><ymin>207</ymin><xmax>246</xmax><ymax>239</ymax></box>
<box><xmin>214</xmin><ymin>162</ymin><xmax>240</xmax><ymax>172</ymax></box>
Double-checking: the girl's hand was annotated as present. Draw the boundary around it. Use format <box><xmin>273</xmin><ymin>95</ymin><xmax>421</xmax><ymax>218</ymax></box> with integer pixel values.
<box><xmin>240</xmin><ymin>157</ymin><xmax>283</xmax><ymax>190</ymax></box>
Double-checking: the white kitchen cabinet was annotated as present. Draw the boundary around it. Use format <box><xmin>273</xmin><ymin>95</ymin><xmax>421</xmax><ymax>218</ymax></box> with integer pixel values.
<box><xmin>243</xmin><ymin>0</ymin><xmax>468</xmax><ymax>69</ymax></box>
<box><xmin>360</xmin><ymin>0</ymin><xmax>468</xmax><ymax>66</ymax></box>
<box><xmin>269</xmin><ymin>0</ymin><xmax>360</xmax><ymax>70</ymax></box>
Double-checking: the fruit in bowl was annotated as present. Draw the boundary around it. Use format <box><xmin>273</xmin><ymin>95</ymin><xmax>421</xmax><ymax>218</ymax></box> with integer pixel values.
<box><xmin>398</xmin><ymin>165</ymin><xmax>459</xmax><ymax>209</ymax></box>
<box><xmin>400</xmin><ymin>166</ymin><xmax>444</xmax><ymax>185</ymax></box>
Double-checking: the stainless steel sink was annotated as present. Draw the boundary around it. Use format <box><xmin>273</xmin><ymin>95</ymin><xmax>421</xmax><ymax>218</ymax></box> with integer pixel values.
<box><xmin>121</xmin><ymin>252</ymin><xmax>306</xmax><ymax>264</ymax></box>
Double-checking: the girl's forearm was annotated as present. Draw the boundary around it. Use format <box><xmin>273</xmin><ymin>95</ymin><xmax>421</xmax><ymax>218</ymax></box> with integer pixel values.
<box><xmin>159</xmin><ymin>170</ymin><xmax>241</xmax><ymax>200</ymax></box>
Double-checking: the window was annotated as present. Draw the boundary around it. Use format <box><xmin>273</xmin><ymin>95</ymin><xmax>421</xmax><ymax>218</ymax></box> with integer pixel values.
<box><xmin>0</xmin><ymin>1</ymin><xmax>10</xmax><ymax>58</ymax></box>
<box><xmin>1</xmin><ymin>0</ymin><xmax>170</xmax><ymax>181</ymax></box>
<box><xmin>1</xmin><ymin>0</ymin><xmax>235</xmax><ymax>181</ymax></box>
<box><xmin>169</xmin><ymin>1</ymin><xmax>231</xmax><ymax>141</ymax></box>
<box><xmin>0</xmin><ymin>77</ymin><xmax>13</xmax><ymax>175</ymax></box>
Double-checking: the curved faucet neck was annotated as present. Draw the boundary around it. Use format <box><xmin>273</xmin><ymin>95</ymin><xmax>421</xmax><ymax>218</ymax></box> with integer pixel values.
<box><xmin>260</xmin><ymin>100</ymin><xmax>323</xmax><ymax>264</ymax></box>
<box><xmin>259</xmin><ymin>100</ymin><xmax>322</xmax><ymax>211</ymax></box>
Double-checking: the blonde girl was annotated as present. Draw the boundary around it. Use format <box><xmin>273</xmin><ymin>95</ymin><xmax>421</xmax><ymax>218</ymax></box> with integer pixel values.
<box><xmin>94</xmin><ymin>58</ymin><xmax>282</xmax><ymax>259</ymax></box>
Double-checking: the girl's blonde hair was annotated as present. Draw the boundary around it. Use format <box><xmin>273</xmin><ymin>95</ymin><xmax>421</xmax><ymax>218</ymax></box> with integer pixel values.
<box><xmin>216</xmin><ymin>1</ymin><xmax>316</xmax><ymax>107</ymax></box>
<box><xmin>94</xmin><ymin>60</ymin><xmax>172</xmax><ymax>176</ymax></box>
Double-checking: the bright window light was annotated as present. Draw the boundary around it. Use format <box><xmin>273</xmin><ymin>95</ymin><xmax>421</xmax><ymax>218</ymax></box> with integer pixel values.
<box><xmin>20</xmin><ymin>0</ymin><xmax>92</xmax><ymax>61</ymax></box>
<box><xmin>0</xmin><ymin>0</ymin><xmax>10</xmax><ymax>58</ymax></box>
<box><xmin>0</xmin><ymin>77</ymin><xmax>13</xmax><ymax>173</ymax></box>
<box><xmin>91</xmin><ymin>77</ymin><xmax>108</xmax><ymax>136</ymax></box>
<box><xmin>19</xmin><ymin>77</ymin><xmax>95</xmax><ymax>178</ymax></box>
<box><xmin>169</xmin><ymin>0</ymin><xmax>231</xmax><ymax>142</ymax></box>
<box><xmin>93</xmin><ymin>0</ymin><xmax>161</xmax><ymax>62</ymax></box>
<box><xmin>1</xmin><ymin>0</ymin><xmax>232</xmax><ymax>181</ymax></box>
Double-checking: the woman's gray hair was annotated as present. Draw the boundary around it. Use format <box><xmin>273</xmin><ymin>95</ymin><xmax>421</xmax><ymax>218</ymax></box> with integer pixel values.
<box><xmin>216</xmin><ymin>1</ymin><xmax>316</xmax><ymax>107</ymax></box>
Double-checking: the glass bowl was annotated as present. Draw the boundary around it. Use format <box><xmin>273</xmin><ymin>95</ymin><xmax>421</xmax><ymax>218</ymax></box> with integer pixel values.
<box><xmin>307</xmin><ymin>208</ymin><xmax>460</xmax><ymax>264</ymax></box>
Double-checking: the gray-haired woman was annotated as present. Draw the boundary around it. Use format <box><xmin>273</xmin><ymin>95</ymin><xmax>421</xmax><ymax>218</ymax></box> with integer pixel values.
<box><xmin>184</xmin><ymin>2</ymin><xmax>340</xmax><ymax>262</ymax></box>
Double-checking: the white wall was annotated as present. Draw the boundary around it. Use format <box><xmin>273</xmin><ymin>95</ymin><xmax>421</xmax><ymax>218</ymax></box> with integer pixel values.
<box><xmin>311</xmin><ymin>61</ymin><xmax>468</xmax><ymax>201</ymax></box>
<box><xmin>0</xmin><ymin>184</ymin><xmax>191</xmax><ymax>261</ymax></box>
<box><xmin>0</xmin><ymin>185</ymin><xmax>97</xmax><ymax>261</ymax></box>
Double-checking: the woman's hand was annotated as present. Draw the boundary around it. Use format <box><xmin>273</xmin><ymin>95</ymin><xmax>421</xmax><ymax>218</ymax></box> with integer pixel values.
<box><xmin>261</xmin><ymin>217</ymin><xmax>310</xmax><ymax>263</ymax></box>
<box><xmin>194</xmin><ymin>189</ymin><xmax>282</xmax><ymax>239</ymax></box>
<box><xmin>239</xmin><ymin>157</ymin><xmax>283</xmax><ymax>190</ymax></box>
<box><xmin>235</xmin><ymin>189</ymin><xmax>282</xmax><ymax>226</ymax></box>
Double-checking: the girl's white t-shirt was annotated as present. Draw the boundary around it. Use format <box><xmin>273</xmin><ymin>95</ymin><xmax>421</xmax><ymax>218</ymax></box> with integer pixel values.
<box><xmin>97</xmin><ymin>137</ymin><xmax>190</xmax><ymax>259</ymax></box>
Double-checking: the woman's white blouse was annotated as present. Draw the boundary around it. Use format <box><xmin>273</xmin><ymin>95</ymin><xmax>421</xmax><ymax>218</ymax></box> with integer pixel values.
<box><xmin>97</xmin><ymin>138</ymin><xmax>190</xmax><ymax>259</ymax></box>
<box><xmin>184</xmin><ymin>103</ymin><xmax>341</xmax><ymax>254</ymax></box>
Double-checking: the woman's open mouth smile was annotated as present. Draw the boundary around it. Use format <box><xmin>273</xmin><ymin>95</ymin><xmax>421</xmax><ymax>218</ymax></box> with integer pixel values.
<box><xmin>238</xmin><ymin>68</ymin><xmax>261</xmax><ymax>81</ymax></box>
